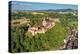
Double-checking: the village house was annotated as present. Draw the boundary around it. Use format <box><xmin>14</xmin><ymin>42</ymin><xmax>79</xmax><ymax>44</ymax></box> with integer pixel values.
<box><xmin>28</xmin><ymin>18</ymin><xmax>55</xmax><ymax>36</ymax></box>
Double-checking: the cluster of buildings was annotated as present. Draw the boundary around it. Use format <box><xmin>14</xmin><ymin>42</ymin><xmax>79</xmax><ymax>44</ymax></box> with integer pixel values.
<box><xmin>28</xmin><ymin>18</ymin><xmax>55</xmax><ymax>36</ymax></box>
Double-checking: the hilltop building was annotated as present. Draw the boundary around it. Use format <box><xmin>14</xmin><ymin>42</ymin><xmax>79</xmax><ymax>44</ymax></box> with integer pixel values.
<box><xmin>28</xmin><ymin>18</ymin><xmax>55</xmax><ymax>36</ymax></box>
